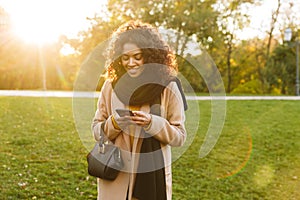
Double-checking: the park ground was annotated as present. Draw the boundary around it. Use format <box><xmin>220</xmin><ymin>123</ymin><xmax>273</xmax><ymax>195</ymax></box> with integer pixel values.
<box><xmin>0</xmin><ymin>96</ymin><xmax>299</xmax><ymax>199</ymax></box>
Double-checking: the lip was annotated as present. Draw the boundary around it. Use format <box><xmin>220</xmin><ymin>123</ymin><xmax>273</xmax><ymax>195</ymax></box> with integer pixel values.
<box><xmin>127</xmin><ymin>68</ymin><xmax>139</xmax><ymax>74</ymax></box>
<box><xmin>125</xmin><ymin>65</ymin><xmax>145</xmax><ymax>77</ymax></box>
<box><xmin>127</xmin><ymin>68</ymin><xmax>138</xmax><ymax>75</ymax></box>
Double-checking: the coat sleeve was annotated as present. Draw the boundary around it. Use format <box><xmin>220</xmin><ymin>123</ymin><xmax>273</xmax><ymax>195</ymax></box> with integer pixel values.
<box><xmin>91</xmin><ymin>80</ymin><xmax>121</xmax><ymax>141</ymax></box>
<box><xmin>146</xmin><ymin>82</ymin><xmax>186</xmax><ymax>147</ymax></box>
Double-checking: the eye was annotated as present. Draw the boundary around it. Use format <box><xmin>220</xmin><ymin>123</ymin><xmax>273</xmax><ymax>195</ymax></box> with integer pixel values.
<box><xmin>121</xmin><ymin>55</ymin><xmax>129</xmax><ymax>61</ymax></box>
<box><xmin>135</xmin><ymin>53</ymin><xmax>143</xmax><ymax>60</ymax></box>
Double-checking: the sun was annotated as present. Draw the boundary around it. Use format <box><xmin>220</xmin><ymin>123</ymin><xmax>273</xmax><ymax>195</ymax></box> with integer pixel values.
<box><xmin>8</xmin><ymin>0</ymin><xmax>68</xmax><ymax>45</ymax></box>
<box><xmin>12</xmin><ymin>11</ymin><xmax>60</xmax><ymax>45</ymax></box>
<box><xmin>2</xmin><ymin>0</ymin><xmax>108</xmax><ymax>45</ymax></box>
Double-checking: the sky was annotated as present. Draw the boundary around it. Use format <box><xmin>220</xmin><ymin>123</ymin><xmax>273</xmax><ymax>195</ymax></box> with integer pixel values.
<box><xmin>238</xmin><ymin>0</ymin><xmax>277</xmax><ymax>40</ymax></box>
<box><xmin>0</xmin><ymin>0</ymin><xmax>293</xmax><ymax>44</ymax></box>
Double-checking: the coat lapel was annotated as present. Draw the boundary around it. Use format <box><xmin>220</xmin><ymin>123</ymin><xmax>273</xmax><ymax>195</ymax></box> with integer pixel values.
<box><xmin>111</xmin><ymin>91</ymin><xmax>132</xmax><ymax>151</ymax></box>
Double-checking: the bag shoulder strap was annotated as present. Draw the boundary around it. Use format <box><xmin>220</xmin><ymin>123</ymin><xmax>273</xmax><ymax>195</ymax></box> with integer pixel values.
<box><xmin>99</xmin><ymin>120</ymin><xmax>107</xmax><ymax>147</ymax></box>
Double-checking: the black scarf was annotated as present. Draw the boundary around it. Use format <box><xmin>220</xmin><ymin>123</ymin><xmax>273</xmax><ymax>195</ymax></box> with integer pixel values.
<box><xmin>112</xmin><ymin>65</ymin><xmax>188</xmax><ymax>110</ymax></box>
<box><xmin>112</xmin><ymin>65</ymin><xmax>187</xmax><ymax>200</ymax></box>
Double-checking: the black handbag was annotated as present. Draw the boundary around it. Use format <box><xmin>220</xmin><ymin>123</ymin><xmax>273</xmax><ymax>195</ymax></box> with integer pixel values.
<box><xmin>87</xmin><ymin>121</ymin><xmax>124</xmax><ymax>180</ymax></box>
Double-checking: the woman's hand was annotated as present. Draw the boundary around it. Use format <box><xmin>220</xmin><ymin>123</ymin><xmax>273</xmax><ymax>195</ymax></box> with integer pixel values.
<box><xmin>131</xmin><ymin>111</ymin><xmax>152</xmax><ymax>128</ymax></box>
<box><xmin>112</xmin><ymin>111</ymin><xmax>152</xmax><ymax>130</ymax></box>
<box><xmin>112</xmin><ymin>114</ymin><xmax>132</xmax><ymax>130</ymax></box>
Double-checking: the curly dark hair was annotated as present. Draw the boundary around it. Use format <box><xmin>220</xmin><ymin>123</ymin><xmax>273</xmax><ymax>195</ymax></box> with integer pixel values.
<box><xmin>104</xmin><ymin>20</ymin><xmax>178</xmax><ymax>81</ymax></box>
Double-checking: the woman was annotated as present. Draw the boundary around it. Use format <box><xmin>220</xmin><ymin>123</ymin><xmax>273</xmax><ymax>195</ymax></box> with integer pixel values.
<box><xmin>92</xmin><ymin>20</ymin><xmax>187</xmax><ymax>200</ymax></box>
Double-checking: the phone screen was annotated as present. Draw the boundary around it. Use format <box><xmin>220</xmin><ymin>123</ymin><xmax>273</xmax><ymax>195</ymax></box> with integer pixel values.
<box><xmin>116</xmin><ymin>109</ymin><xmax>134</xmax><ymax>117</ymax></box>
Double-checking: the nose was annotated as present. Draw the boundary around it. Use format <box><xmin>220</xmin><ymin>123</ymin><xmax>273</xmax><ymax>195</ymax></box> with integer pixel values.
<box><xmin>128</xmin><ymin>57</ymin><xmax>135</xmax><ymax>66</ymax></box>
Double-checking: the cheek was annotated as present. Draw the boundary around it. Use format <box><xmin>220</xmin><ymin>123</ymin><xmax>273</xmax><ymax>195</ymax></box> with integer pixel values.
<box><xmin>138</xmin><ymin>58</ymin><xmax>144</xmax><ymax>65</ymax></box>
<box><xmin>138</xmin><ymin>60</ymin><xmax>144</xmax><ymax>65</ymax></box>
<box><xmin>121</xmin><ymin>60</ymin><xmax>126</xmax><ymax>67</ymax></box>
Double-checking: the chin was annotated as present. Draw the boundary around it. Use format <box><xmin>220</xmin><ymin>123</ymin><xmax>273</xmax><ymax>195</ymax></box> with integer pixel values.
<box><xmin>128</xmin><ymin>73</ymin><xmax>140</xmax><ymax>77</ymax></box>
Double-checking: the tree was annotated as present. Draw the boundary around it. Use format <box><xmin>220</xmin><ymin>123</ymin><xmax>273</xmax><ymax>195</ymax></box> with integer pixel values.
<box><xmin>104</xmin><ymin>0</ymin><xmax>220</xmax><ymax>55</ymax></box>
<box><xmin>266</xmin><ymin>43</ymin><xmax>295</xmax><ymax>94</ymax></box>
<box><xmin>70</xmin><ymin>0</ymin><xmax>220</xmax><ymax>92</ymax></box>
<box><xmin>265</xmin><ymin>0</ymin><xmax>282</xmax><ymax>59</ymax></box>
<box><xmin>213</xmin><ymin>0</ymin><xmax>257</xmax><ymax>93</ymax></box>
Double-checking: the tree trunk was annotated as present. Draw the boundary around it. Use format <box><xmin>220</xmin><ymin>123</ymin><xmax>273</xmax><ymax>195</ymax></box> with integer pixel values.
<box><xmin>266</xmin><ymin>0</ymin><xmax>281</xmax><ymax>60</ymax></box>
<box><xmin>227</xmin><ymin>43</ymin><xmax>232</xmax><ymax>93</ymax></box>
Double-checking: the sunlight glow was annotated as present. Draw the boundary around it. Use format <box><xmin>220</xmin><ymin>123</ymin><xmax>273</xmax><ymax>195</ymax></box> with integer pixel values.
<box><xmin>60</xmin><ymin>44</ymin><xmax>77</xmax><ymax>56</ymax></box>
<box><xmin>11</xmin><ymin>0</ymin><xmax>72</xmax><ymax>44</ymax></box>
<box><xmin>253</xmin><ymin>165</ymin><xmax>274</xmax><ymax>188</ymax></box>
<box><xmin>217</xmin><ymin>127</ymin><xmax>253</xmax><ymax>179</ymax></box>
<box><xmin>0</xmin><ymin>0</ymin><xmax>107</xmax><ymax>45</ymax></box>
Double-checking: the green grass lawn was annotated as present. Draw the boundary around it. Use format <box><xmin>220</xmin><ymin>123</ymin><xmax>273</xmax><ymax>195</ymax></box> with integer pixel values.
<box><xmin>0</xmin><ymin>97</ymin><xmax>299</xmax><ymax>200</ymax></box>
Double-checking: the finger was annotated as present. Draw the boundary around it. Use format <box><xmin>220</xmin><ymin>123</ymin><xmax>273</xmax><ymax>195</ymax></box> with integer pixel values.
<box><xmin>131</xmin><ymin>119</ymin><xmax>145</xmax><ymax>125</ymax></box>
<box><xmin>131</xmin><ymin>116</ymin><xmax>146</xmax><ymax>122</ymax></box>
<box><xmin>131</xmin><ymin>111</ymin><xmax>145</xmax><ymax>117</ymax></box>
<box><xmin>132</xmin><ymin>116</ymin><xmax>150</xmax><ymax>126</ymax></box>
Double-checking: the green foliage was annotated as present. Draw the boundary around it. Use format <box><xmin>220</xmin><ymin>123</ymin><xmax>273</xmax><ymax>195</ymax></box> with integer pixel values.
<box><xmin>103</xmin><ymin>0</ymin><xmax>221</xmax><ymax>55</ymax></box>
<box><xmin>177</xmin><ymin>55</ymin><xmax>206</xmax><ymax>93</ymax></box>
<box><xmin>1</xmin><ymin>1</ymin><xmax>300</xmax><ymax>94</ymax></box>
<box><xmin>231</xmin><ymin>79</ymin><xmax>263</xmax><ymax>94</ymax></box>
<box><xmin>266</xmin><ymin>44</ymin><xmax>296</xmax><ymax>94</ymax></box>
<box><xmin>1</xmin><ymin>97</ymin><xmax>300</xmax><ymax>199</ymax></box>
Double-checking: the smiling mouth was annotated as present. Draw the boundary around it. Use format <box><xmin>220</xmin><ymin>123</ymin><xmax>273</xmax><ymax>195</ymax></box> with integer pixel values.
<box><xmin>128</xmin><ymin>68</ymin><xmax>138</xmax><ymax>74</ymax></box>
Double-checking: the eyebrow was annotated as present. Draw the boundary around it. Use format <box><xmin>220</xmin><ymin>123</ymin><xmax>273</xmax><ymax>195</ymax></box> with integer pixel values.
<box><xmin>122</xmin><ymin>52</ymin><xmax>143</xmax><ymax>56</ymax></box>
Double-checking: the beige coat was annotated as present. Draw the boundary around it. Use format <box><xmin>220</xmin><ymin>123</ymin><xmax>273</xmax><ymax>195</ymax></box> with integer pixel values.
<box><xmin>92</xmin><ymin>80</ymin><xmax>186</xmax><ymax>200</ymax></box>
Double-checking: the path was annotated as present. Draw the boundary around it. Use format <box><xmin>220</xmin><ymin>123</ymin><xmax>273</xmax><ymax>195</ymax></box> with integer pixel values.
<box><xmin>0</xmin><ymin>90</ymin><xmax>300</xmax><ymax>100</ymax></box>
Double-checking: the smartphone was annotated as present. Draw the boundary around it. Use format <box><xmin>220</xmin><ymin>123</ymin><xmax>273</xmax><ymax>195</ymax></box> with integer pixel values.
<box><xmin>115</xmin><ymin>109</ymin><xmax>134</xmax><ymax>117</ymax></box>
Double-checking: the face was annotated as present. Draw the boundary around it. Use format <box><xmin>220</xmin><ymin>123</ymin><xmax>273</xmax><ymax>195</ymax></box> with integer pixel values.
<box><xmin>121</xmin><ymin>43</ymin><xmax>145</xmax><ymax>77</ymax></box>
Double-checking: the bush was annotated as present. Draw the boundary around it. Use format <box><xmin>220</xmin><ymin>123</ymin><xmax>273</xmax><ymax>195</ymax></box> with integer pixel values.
<box><xmin>231</xmin><ymin>79</ymin><xmax>263</xmax><ymax>94</ymax></box>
